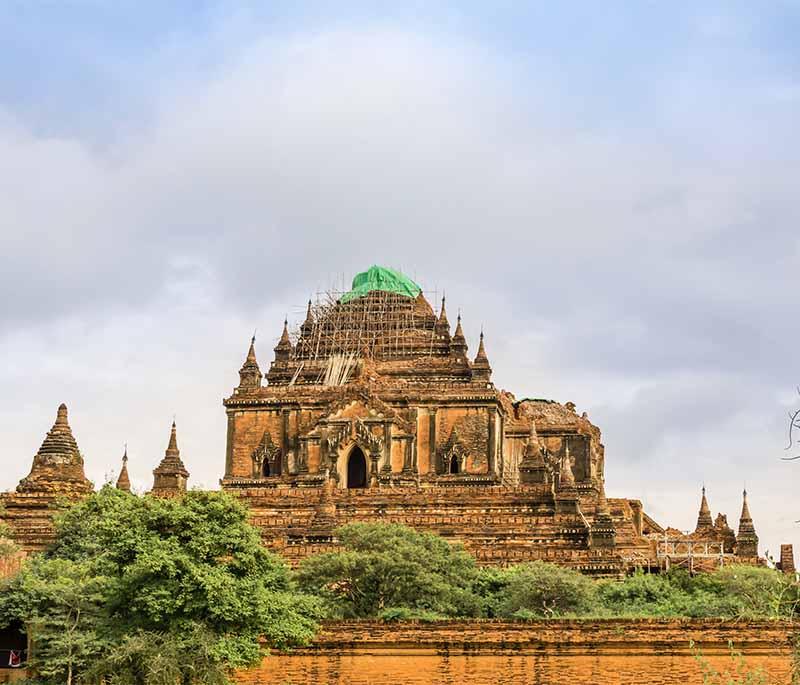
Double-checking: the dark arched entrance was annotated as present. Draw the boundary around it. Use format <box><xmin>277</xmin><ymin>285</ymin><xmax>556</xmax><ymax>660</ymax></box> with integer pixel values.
<box><xmin>347</xmin><ymin>446</ymin><xmax>368</xmax><ymax>489</ymax></box>
<box><xmin>449</xmin><ymin>454</ymin><xmax>460</xmax><ymax>474</ymax></box>
<box><xmin>262</xmin><ymin>460</ymin><xmax>270</xmax><ymax>477</ymax></box>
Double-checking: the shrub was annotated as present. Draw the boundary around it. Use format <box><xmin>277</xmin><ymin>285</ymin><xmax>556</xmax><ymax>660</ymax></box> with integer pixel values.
<box><xmin>494</xmin><ymin>561</ymin><xmax>598</xmax><ymax>618</ymax></box>
<box><xmin>295</xmin><ymin>523</ymin><xmax>482</xmax><ymax>618</ymax></box>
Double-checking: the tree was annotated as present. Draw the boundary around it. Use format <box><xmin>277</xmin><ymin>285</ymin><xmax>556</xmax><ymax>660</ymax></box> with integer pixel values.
<box><xmin>295</xmin><ymin>522</ymin><xmax>482</xmax><ymax>618</ymax></box>
<box><xmin>491</xmin><ymin>561</ymin><xmax>598</xmax><ymax>618</ymax></box>
<box><xmin>0</xmin><ymin>557</ymin><xmax>111</xmax><ymax>684</ymax></box>
<box><xmin>783</xmin><ymin>386</ymin><xmax>800</xmax><ymax>462</ymax></box>
<box><xmin>0</xmin><ymin>486</ymin><xmax>323</xmax><ymax>684</ymax></box>
<box><xmin>0</xmin><ymin>504</ymin><xmax>17</xmax><ymax>560</ymax></box>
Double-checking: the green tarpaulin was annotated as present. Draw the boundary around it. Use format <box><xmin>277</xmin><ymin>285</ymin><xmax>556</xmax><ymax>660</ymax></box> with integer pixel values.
<box><xmin>341</xmin><ymin>265</ymin><xmax>422</xmax><ymax>303</ymax></box>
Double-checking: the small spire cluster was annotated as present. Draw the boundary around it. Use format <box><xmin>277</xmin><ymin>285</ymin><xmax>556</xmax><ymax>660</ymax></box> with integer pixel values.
<box><xmin>693</xmin><ymin>485</ymin><xmax>759</xmax><ymax>558</ymax></box>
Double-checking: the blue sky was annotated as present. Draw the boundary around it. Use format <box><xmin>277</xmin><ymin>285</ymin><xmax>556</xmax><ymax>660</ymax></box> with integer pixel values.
<box><xmin>0</xmin><ymin>2</ymin><xmax>798</xmax><ymax>559</ymax></box>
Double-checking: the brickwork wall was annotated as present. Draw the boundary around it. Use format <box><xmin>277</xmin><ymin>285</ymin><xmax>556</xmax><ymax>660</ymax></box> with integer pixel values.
<box><xmin>234</xmin><ymin>486</ymin><xmax>649</xmax><ymax>571</ymax></box>
<box><xmin>241</xmin><ymin>619</ymin><xmax>796</xmax><ymax>685</ymax></box>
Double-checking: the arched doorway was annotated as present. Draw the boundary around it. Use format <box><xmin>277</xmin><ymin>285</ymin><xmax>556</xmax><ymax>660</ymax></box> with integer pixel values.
<box><xmin>449</xmin><ymin>454</ymin><xmax>460</xmax><ymax>474</ymax></box>
<box><xmin>262</xmin><ymin>460</ymin><xmax>271</xmax><ymax>477</ymax></box>
<box><xmin>347</xmin><ymin>446</ymin><xmax>368</xmax><ymax>489</ymax></box>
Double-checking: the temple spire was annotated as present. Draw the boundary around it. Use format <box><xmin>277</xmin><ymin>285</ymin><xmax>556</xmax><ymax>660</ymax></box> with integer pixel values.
<box><xmin>437</xmin><ymin>295</ymin><xmax>450</xmax><ymax>330</ymax></box>
<box><xmin>238</xmin><ymin>334</ymin><xmax>262</xmax><ymax>389</ymax></box>
<box><xmin>472</xmin><ymin>328</ymin><xmax>492</xmax><ymax>381</ymax></box>
<box><xmin>695</xmin><ymin>485</ymin><xmax>713</xmax><ymax>531</ymax></box>
<box><xmin>151</xmin><ymin>421</ymin><xmax>190</xmax><ymax>497</ymax></box>
<box><xmin>16</xmin><ymin>402</ymin><xmax>93</xmax><ymax>496</ymax></box>
<box><xmin>450</xmin><ymin>313</ymin><xmax>468</xmax><ymax>357</ymax></box>
<box><xmin>740</xmin><ymin>488</ymin><xmax>752</xmax><ymax>521</ymax></box>
<box><xmin>116</xmin><ymin>446</ymin><xmax>131</xmax><ymax>492</ymax></box>
<box><xmin>736</xmin><ymin>488</ymin><xmax>759</xmax><ymax>558</ymax></box>
<box><xmin>274</xmin><ymin>318</ymin><xmax>293</xmax><ymax>362</ymax></box>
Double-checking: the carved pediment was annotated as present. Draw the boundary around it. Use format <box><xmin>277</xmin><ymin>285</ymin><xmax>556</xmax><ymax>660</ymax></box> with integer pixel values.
<box><xmin>438</xmin><ymin>426</ymin><xmax>469</xmax><ymax>474</ymax></box>
<box><xmin>355</xmin><ymin>418</ymin><xmax>384</xmax><ymax>454</ymax></box>
<box><xmin>251</xmin><ymin>430</ymin><xmax>281</xmax><ymax>477</ymax></box>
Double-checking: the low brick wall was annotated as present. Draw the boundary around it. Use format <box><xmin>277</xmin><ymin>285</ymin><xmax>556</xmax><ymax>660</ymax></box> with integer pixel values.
<box><xmin>240</xmin><ymin>619</ymin><xmax>797</xmax><ymax>685</ymax></box>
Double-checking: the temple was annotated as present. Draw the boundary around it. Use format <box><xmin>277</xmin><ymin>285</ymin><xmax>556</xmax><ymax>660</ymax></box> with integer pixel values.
<box><xmin>0</xmin><ymin>266</ymin><xmax>776</xmax><ymax>575</ymax></box>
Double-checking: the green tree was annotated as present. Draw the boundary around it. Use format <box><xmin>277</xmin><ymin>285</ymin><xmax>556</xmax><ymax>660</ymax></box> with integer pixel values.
<box><xmin>597</xmin><ymin>570</ymin><xmax>686</xmax><ymax>617</ymax></box>
<box><xmin>694</xmin><ymin>565</ymin><xmax>800</xmax><ymax>619</ymax></box>
<box><xmin>0</xmin><ymin>557</ymin><xmax>112</xmax><ymax>684</ymax></box>
<box><xmin>0</xmin><ymin>486</ymin><xmax>322</xmax><ymax>684</ymax></box>
<box><xmin>492</xmin><ymin>561</ymin><xmax>598</xmax><ymax>618</ymax></box>
<box><xmin>295</xmin><ymin>522</ymin><xmax>482</xmax><ymax>618</ymax></box>
<box><xmin>0</xmin><ymin>504</ymin><xmax>18</xmax><ymax>560</ymax></box>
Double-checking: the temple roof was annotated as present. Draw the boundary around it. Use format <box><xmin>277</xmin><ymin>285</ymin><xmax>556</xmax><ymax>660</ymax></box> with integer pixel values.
<box><xmin>341</xmin><ymin>265</ymin><xmax>422</xmax><ymax>303</ymax></box>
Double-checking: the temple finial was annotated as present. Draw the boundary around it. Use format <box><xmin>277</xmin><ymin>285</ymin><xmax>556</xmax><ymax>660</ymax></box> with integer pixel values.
<box><xmin>167</xmin><ymin>420</ymin><xmax>179</xmax><ymax>455</ymax></box>
<box><xmin>696</xmin><ymin>484</ymin><xmax>713</xmax><ymax>530</ymax></box>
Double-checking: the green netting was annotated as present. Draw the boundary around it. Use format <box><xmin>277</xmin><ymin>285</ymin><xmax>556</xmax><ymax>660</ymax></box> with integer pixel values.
<box><xmin>340</xmin><ymin>265</ymin><xmax>422</xmax><ymax>303</ymax></box>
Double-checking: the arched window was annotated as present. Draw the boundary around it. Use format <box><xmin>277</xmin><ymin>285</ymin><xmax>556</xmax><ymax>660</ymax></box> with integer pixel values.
<box><xmin>347</xmin><ymin>446</ymin><xmax>368</xmax><ymax>489</ymax></box>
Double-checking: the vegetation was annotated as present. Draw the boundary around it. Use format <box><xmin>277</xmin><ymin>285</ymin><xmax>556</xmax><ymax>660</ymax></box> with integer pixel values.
<box><xmin>295</xmin><ymin>522</ymin><xmax>481</xmax><ymax>619</ymax></box>
<box><xmin>692</xmin><ymin>641</ymin><xmax>770</xmax><ymax>685</ymax></box>
<box><xmin>0</xmin><ymin>504</ymin><xmax>17</xmax><ymax>559</ymax></box>
<box><xmin>0</xmin><ymin>486</ymin><xmax>323</xmax><ymax>685</ymax></box>
<box><xmin>2</xmin><ymin>505</ymin><xmax>797</xmax><ymax>682</ymax></box>
<box><xmin>296</xmin><ymin>523</ymin><xmax>799</xmax><ymax>622</ymax></box>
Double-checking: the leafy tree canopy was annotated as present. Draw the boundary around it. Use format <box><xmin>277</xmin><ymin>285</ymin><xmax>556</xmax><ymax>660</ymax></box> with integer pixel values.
<box><xmin>488</xmin><ymin>561</ymin><xmax>599</xmax><ymax>619</ymax></box>
<box><xmin>295</xmin><ymin>522</ymin><xmax>482</xmax><ymax>618</ymax></box>
<box><xmin>0</xmin><ymin>486</ymin><xmax>323</xmax><ymax>685</ymax></box>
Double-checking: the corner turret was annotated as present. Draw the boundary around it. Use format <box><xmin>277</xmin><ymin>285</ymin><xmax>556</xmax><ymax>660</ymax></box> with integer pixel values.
<box><xmin>274</xmin><ymin>319</ymin><xmax>293</xmax><ymax>362</ymax></box>
<box><xmin>450</xmin><ymin>313</ymin><xmax>468</xmax><ymax>359</ymax></box>
<box><xmin>435</xmin><ymin>295</ymin><xmax>451</xmax><ymax>340</ymax></box>
<box><xmin>472</xmin><ymin>329</ymin><xmax>492</xmax><ymax>382</ymax></box>
<box><xmin>238</xmin><ymin>335</ymin><xmax>262</xmax><ymax>389</ymax></box>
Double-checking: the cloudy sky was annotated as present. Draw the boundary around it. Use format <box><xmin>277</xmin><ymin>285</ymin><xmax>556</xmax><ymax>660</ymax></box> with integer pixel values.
<box><xmin>1</xmin><ymin>2</ymin><xmax>798</xmax><ymax>559</ymax></box>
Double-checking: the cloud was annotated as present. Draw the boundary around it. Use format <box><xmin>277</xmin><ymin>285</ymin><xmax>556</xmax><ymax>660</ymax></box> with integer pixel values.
<box><xmin>0</xmin><ymin>22</ymin><xmax>798</xmax><ymax>558</ymax></box>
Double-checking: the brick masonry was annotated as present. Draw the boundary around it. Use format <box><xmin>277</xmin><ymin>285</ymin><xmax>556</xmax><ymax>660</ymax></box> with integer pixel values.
<box><xmin>241</xmin><ymin>619</ymin><xmax>797</xmax><ymax>685</ymax></box>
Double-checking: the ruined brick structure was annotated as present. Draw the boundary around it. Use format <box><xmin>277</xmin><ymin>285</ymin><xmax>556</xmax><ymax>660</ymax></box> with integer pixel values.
<box><xmin>0</xmin><ymin>267</ymin><xmax>773</xmax><ymax>574</ymax></box>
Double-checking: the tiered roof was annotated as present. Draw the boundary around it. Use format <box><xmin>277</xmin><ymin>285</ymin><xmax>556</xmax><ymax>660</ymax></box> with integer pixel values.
<box><xmin>16</xmin><ymin>403</ymin><xmax>93</xmax><ymax>495</ymax></box>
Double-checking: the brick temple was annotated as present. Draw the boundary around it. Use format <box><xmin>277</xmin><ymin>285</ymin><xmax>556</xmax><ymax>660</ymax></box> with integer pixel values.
<box><xmin>1</xmin><ymin>266</ymin><xmax>788</xmax><ymax>576</ymax></box>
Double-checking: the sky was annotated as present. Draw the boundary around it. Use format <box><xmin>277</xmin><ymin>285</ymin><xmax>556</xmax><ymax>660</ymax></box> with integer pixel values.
<box><xmin>1</xmin><ymin>1</ymin><xmax>798</xmax><ymax>560</ymax></box>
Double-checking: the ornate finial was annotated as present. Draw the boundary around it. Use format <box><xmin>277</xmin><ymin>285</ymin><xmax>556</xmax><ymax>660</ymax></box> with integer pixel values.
<box><xmin>56</xmin><ymin>403</ymin><xmax>69</xmax><ymax>426</ymax></box>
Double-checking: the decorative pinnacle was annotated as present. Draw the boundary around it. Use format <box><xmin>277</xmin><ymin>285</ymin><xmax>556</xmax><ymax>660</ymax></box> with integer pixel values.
<box><xmin>166</xmin><ymin>420</ymin><xmax>179</xmax><ymax>455</ymax></box>
<box><xmin>56</xmin><ymin>403</ymin><xmax>69</xmax><ymax>426</ymax></box>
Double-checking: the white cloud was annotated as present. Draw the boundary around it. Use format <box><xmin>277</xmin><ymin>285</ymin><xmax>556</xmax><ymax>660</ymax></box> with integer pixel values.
<box><xmin>0</xmin><ymin>26</ymin><xmax>797</xmax><ymax>558</ymax></box>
